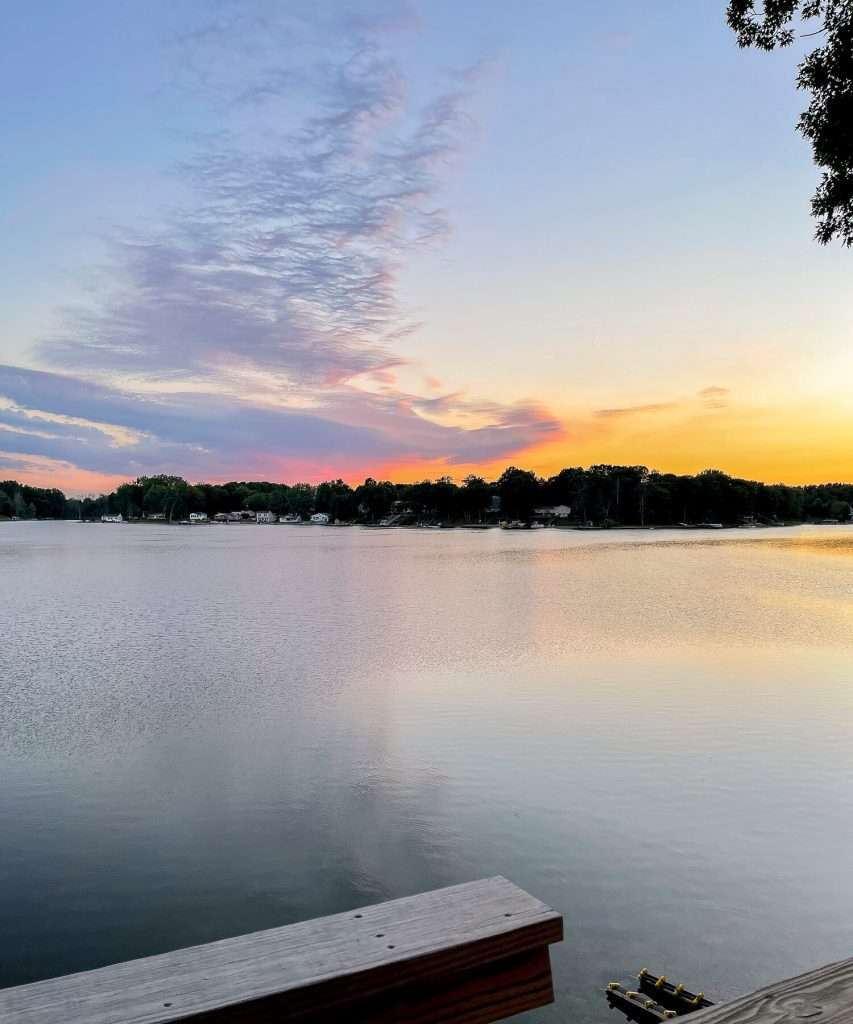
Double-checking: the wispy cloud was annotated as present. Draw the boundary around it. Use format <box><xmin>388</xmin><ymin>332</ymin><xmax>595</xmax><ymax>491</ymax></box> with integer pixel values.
<box><xmin>0</xmin><ymin>3</ymin><xmax>561</xmax><ymax>484</ymax></box>
<box><xmin>592</xmin><ymin>389</ymin><xmax>733</xmax><ymax>423</ymax></box>
<box><xmin>42</xmin><ymin>10</ymin><xmax>478</xmax><ymax>389</ymax></box>
<box><xmin>698</xmin><ymin>385</ymin><xmax>731</xmax><ymax>409</ymax></box>
<box><xmin>0</xmin><ymin>365</ymin><xmax>560</xmax><ymax>481</ymax></box>
<box><xmin>593</xmin><ymin>402</ymin><xmax>679</xmax><ymax>420</ymax></box>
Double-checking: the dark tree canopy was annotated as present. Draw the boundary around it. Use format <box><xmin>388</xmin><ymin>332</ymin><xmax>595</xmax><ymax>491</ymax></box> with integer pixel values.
<box><xmin>727</xmin><ymin>1</ymin><xmax>853</xmax><ymax>245</ymax></box>
<box><xmin>4</xmin><ymin>468</ymin><xmax>853</xmax><ymax>528</ymax></box>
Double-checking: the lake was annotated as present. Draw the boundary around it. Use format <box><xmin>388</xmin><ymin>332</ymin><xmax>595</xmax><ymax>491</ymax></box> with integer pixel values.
<box><xmin>2</xmin><ymin>521</ymin><xmax>852</xmax><ymax>1021</ymax></box>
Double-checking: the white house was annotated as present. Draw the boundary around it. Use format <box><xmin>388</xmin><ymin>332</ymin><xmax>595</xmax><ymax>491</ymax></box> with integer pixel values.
<box><xmin>534</xmin><ymin>504</ymin><xmax>572</xmax><ymax>520</ymax></box>
<box><xmin>310</xmin><ymin>512</ymin><xmax>330</xmax><ymax>525</ymax></box>
<box><xmin>189</xmin><ymin>512</ymin><xmax>208</xmax><ymax>522</ymax></box>
<box><xmin>256</xmin><ymin>511</ymin><xmax>277</xmax><ymax>524</ymax></box>
<box><xmin>100</xmin><ymin>513</ymin><xmax>123</xmax><ymax>523</ymax></box>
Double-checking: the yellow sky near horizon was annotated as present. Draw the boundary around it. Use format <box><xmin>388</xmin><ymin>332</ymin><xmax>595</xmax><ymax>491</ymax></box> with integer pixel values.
<box><xmin>375</xmin><ymin>391</ymin><xmax>853</xmax><ymax>488</ymax></box>
<box><xmin>5</xmin><ymin>378</ymin><xmax>853</xmax><ymax>496</ymax></box>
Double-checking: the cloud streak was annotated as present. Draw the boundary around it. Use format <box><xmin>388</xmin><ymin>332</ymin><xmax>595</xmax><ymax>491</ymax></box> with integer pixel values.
<box><xmin>593</xmin><ymin>402</ymin><xmax>679</xmax><ymax>420</ymax></box>
<box><xmin>0</xmin><ymin>365</ymin><xmax>560</xmax><ymax>483</ymax></box>
<box><xmin>698</xmin><ymin>386</ymin><xmax>731</xmax><ymax>409</ymax></box>
<box><xmin>42</xmin><ymin>11</ymin><xmax>478</xmax><ymax>389</ymax></box>
<box><xmin>0</xmin><ymin>3</ymin><xmax>561</xmax><ymax>486</ymax></box>
<box><xmin>592</xmin><ymin>389</ymin><xmax>733</xmax><ymax>423</ymax></box>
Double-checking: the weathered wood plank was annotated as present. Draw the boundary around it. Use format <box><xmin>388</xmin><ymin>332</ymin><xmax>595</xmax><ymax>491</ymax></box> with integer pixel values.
<box><xmin>689</xmin><ymin>957</ymin><xmax>853</xmax><ymax>1024</ymax></box>
<box><xmin>0</xmin><ymin>876</ymin><xmax>563</xmax><ymax>1024</ymax></box>
<box><xmin>282</xmin><ymin>946</ymin><xmax>554</xmax><ymax>1024</ymax></box>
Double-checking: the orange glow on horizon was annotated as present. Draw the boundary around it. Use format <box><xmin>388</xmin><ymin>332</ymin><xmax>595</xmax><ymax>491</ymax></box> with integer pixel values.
<box><xmin>374</xmin><ymin>396</ymin><xmax>853</xmax><ymax>487</ymax></box>
<box><xmin>0</xmin><ymin>455</ymin><xmax>128</xmax><ymax>496</ymax></box>
<box><xmin>6</xmin><ymin>393</ymin><xmax>853</xmax><ymax>494</ymax></box>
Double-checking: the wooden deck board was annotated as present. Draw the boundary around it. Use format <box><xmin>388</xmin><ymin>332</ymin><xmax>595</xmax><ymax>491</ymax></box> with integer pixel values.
<box><xmin>689</xmin><ymin>957</ymin><xmax>853</xmax><ymax>1024</ymax></box>
<box><xmin>0</xmin><ymin>876</ymin><xmax>563</xmax><ymax>1024</ymax></box>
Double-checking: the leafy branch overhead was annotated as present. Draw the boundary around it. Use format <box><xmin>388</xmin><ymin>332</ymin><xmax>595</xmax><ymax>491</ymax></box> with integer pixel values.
<box><xmin>727</xmin><ymin>0</ymin><xmax>853</xmax><ymax>246</ymax></box>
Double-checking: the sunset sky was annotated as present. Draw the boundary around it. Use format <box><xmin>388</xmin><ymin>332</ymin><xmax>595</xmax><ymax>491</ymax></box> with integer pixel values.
<box><xmin>2</xmin><ymin>0</ymin><xmax>851</xmax><ymax>494</ymax></box>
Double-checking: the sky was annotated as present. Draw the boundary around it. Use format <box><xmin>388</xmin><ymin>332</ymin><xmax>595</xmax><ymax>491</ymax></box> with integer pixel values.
<box><xmin>1</xmin><ymin>0</ymin><xmax>851</xmax><ymax>494</ymax></box>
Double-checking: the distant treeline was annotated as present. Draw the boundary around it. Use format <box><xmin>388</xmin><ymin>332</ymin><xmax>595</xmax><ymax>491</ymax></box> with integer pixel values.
<box><xmin>4</xmin><ymin>466</ymin><xmax>853</xmax><ymax>526</ymax></box>
<box><xmin>0</xmin><ymin>480</ymin><xmax>67</xmax><ymax>520</ymax></box>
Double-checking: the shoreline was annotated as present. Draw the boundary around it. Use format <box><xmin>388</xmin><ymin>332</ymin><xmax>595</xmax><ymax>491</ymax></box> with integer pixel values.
<box><xmin>2</xmin><ymin>517</ymin><xmax>844</xmax><ymax>531</ymax></box>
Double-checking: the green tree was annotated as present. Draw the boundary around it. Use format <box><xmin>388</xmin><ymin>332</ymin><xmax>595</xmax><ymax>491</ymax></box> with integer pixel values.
<box><xmin>584</xmin><ymin>466</ymin><xmax>619</xmax><ymax>524</ymax></box>
<box><xmin>0</xmin><ymin>482</ymin><xmax>67</xmax><ymax>518</ymax></box>
<box><xmin>431</xmin><ymin>477</ymin><xmax>460</xmax><ymax>521</ymax></box>
<box><xmin>12</xmin><ymin>489</ymin><xmax>29</xmax><ymax>519</ymax></box>
<box><xmin>829</xmin><ymin>498</ymin><xmax>849</xmax><ymax>521</ymax></box>
<box><xmin>497</xmin><ymin>467</ymin><xmax>542</xmax><ymax>521</ymax></box>
<box><xmin>266</xmin><ymin>487</ymin><xmax>290</xmax><ymax>514</ymax></box>
<box><xmin>287</xmin><ymin>483</ymin><xmax>315</xmax><ymax>519</ymax></box>
<box><xmin>460</xmin><ymin>475</ymin><xmax>491</xmax><ymax>523</ymax></box>
<box><xmin>316</xmin><ymin>479</ymin><xmax>357</xmax><ymax>521</ymax></box>
<box><xmin>114</xmin><ymin>481</ymin><xmax>145</xmax><ymax>519</ymax></box>
<box><xmin>544</xmin><ymin>467</ymin><xmax>586</xmax><ymax>514</ymax></box>
<box><xmin>195</xmin><ymin>483</ymin><xmax>229</xmax><ymax>516</ymax></box>
<box><xmin>727</xmin><ymin>0</ymin><xmax>853</xmax><ymax>245</ymax></box>
<box><xmin>82</xmin><ymin>494</ymin><xmax>110</xmax><ymax>520</ymax></box>
<box><xmin>140</xmin><ymin>475</ymin><xmax>190</xmax><ymax>521</ymax></box>
<box><xmin>354</xmin><ymin>478</ymin><xmax>396</xmax><ymax>521</ymax></box>
<box><xmin>243</xmin><ymin>491</ymin><xmax>273</xmax><ymax>512</ymax></box>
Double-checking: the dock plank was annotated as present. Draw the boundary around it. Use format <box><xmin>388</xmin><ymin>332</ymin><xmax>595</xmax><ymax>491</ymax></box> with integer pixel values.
<box><xmin>690</xmin><ymin>957</ymin><xmax>853</xmax><ymax>1024</ymax></box>
<box><xmin>0</xmin><ymin>876</ymin><xmax>563</xmax><ymax>1024</ymax></box>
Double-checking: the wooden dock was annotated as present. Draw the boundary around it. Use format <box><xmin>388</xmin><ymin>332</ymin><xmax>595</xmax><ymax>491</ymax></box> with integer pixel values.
<box><xmin>2</xmin><ymin>875</ymin><xmax>851</xmax><ymax>1024</ymax></box>
<box><xmin>0</xmin><ymin>876</ymin><xmax>563</xmax><ymax>1024</ymax></box>
<box><xmin>608</xmin><ymin>959</ymin><xmax>853</xmax><ymax>1024</ymax></box>
<box><xmin>690</xmin><ymin>958</ymin><xmax>853</xmax><ymax>1024</ymax></box>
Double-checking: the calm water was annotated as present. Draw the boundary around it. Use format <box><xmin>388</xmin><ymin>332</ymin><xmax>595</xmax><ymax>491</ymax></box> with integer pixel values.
<box><xmin>2</xmin><ymin>522</ymin><xmax>853</xmax><ymax>1020</ymax></box>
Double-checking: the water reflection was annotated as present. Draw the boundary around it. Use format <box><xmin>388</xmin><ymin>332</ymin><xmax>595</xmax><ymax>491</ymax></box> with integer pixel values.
<box><xmin>1</xmin><ymin>523</ymin><xmax>852</xmax><ymax>1021</ymax></box>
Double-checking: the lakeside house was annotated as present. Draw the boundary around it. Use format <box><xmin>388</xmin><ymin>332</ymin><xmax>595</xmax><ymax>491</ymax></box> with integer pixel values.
<box><xmin>189</xmin><ymin>512</ymin><xmax>208</xmax><ymax>523</ymax></box>
<box><xmin>310</xmin><ymin>512</ymin><xmax>330</xmax><ymax>524</ymax></box>
<box><xmin>534</xmin><ymin>504</ymin><xmax>572</xmax><ymax>521</ymax></box>
<box><xmin>256</xmin><ymin>511</ymin><xmax>277</xmax><ymax>524</ymax></box>
<box><xmin>213</xmin><ymin>510</ymin><xmax>257</xmax><ymax>522</ymax></box>
<box><xmin>226</xmin><ymin>510</ymin><xmax>256</xmax><ymax>522</ymax></box>
<box><xmin>144</xmin><ymin>512</ymin><xmax>166</xmax><ymax>521</ymax></box>
<box><xmin>279</xmin><ymin>513</ymin><xmax>301</xmax><ymax>523</ymax></box>
<box><xmin>100</xmin><ymin>513</ymin><xmax>123</xmax><ymax>523</ymax></box>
